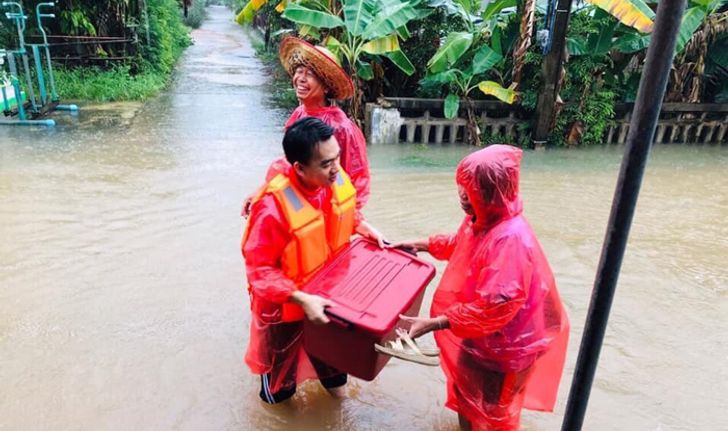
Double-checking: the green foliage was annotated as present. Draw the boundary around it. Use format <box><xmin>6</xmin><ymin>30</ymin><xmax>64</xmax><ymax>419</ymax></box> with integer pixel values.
<box><xmin>0</xmin><ymin>18</ymin><xmax>14</xmax><ymax>48</ymax></box>
<box><xmin>184</xmin><ymin>0</ymin><xmax>209</xmax><ymax>28</ymax></box>
<box><xmin>53</xmin><ymin>66</ymin><xmax>169</xmax><ymax>101</ymax></box>
<box><xmin>42</xmin><ymin>0</ymin><xmax>190</xmax><ymax>101</ymax></box>
<box><xmin>551</xmin><ymin>51</ymin><xmax>618</xmax><ymax>146</ymax></box>
<box><xmin>142</xmin><ymin>0</ymin><xmax>192</xmax><ymax>75</ymax></box>
<box><xmin>229</xmin><ymin>0</ymin><xmax>728</xmax><ymax>144</ymax></box>
<box><xmin>385</xmin><ymin>8</ymin><xmax>458</xmax><ymax>98</ymax></box>
<box><xmin>418</xmin><ymin>0</ymin><xmax>520</xmax><ymax>106</ymax></box>
<box><xmin>59</xmin><ymin>9</ymin><xmax>97</xmax><ymax>36</ymax></box>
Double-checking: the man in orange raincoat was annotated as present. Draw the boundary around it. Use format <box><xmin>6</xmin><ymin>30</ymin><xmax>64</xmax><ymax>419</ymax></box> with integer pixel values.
<box><xmin>242</xmin><ymin>117</ymin><xmax>385</xmax><ymax>404</ymax></box>
<box><xmin>396</xmin><ymin>145</ymin><xmax>569</xmax><ymax>430</ymax></box>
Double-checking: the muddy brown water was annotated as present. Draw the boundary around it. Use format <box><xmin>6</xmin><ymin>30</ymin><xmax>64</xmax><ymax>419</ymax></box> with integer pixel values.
<box><xmin>1</xmin><ymin>6</ymin><xmax>726</xmax><ymax>431</ymax></box>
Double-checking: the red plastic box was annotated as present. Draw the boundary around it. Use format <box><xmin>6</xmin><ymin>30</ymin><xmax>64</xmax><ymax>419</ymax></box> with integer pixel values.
<box><xmin>301</xmin><ymin>238</ymin><xmax>436</xmax><ymax>381</ymax></box>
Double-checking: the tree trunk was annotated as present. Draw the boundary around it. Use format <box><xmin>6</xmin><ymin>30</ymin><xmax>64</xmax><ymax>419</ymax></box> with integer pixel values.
<box><xmin>512</xmin><ymin>0</ymin><xmax>536</xmax><ymax>88</ymax></box>
<box><xmin>465</xmin><ymin>98</ymin><xmax>481</xmax><ymax>146</ymax></box>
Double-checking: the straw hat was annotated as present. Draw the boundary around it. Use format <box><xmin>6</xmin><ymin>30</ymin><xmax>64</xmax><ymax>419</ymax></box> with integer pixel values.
<box><xmin>279</xmin><ymin>37</ymin><xmax>354</xmax><ymax>101</ymax></box>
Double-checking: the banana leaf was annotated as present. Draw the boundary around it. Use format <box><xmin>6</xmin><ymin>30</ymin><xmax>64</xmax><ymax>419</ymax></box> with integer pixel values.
<box><xmin>362</xmin><ymin>34</ymin><xmax>401</xmax><ymax>54</ymax></box>
<box><xmin>298</xmin><ymin>25</ymin><xmax>321</xmax><ymax>39</ymax></box>
<box><xmin>236</xmin><ymin>0</ymin><xmax>269</xmax><ymax>24</ymax></box>
<box><xmin>283</xmin><ymin>3</ymin><xmax>345</xmax><ymax>29</ymax></box>
<box><xmin>482</xmin><ymin>0</ymin><xmax>517</xmax><ymax>20</ymax></box>
<box><xmin>357</xmin><ymin>60</ymin><xmax>374</xmax><ymax>80</ymax></box>
<box><xmin>361</xmin><ymin>2</ymin><xmax>421</xmax><ymax>40</ymax></box>
<box><xmin>471</xmin><ymin>44</ymin><xmax>502</xmax><ymax>75</ymax></box>
<box><xmin>236</xmin><ymin>1</ymin><xmax>256</xmax><ymax>24</ymax></box>
<box><xmin>428</xmin><ymin>0</ymin><xmax>473</xmax><ymax>22</ymax></box>
<box><xmin>427</xmin><ymin>32</ymin><xmax>473</xmax><ymax>73</ymax></box>
<box><xmin>385</xmin><ymin>49</ymin><xmax>416</xmax><ymax>75</ymax></box>
<box><xmin>421</xmin><ymin>69</ymin><xmax>460</xmax><ymax>84</ymax></box>
<box><xmin>587</xmin><ymin>10</ymin><xmax>618</xmax><ymax>55</ymax></box>
<box><xmin>491</xmin><ymin>25</ymin><xmax>503</xmax><ymax>55</ymax></box>
<box><xmin>675</xmin><ymin>7</ymin><xmax>707</xmax><ymax>54</ymax></box>
<box><xmin>444</xmin><ymin>93</ymin><xmax>460</xmax><ymax>119</ymax></box>
<box><xmin>323</xmin><ymin>34</ymin><xmax>343</xmax><ymax>52</ymax></box>
<box><xmin>396</xmin><ymin>25</ymin><xmax>411</xmax><ymax>40</ymax></box>
<box><xmin>477</xmin><ymin>81</ymin><xmax>518</xmax><ymax>104</ymax></box>
<box><xmin>613</xmin><ymin>31</ymin><xmax>651</xmax><ymax>53</ymax></box>
<box><xmin>343</xmin><ymin>0</ymin><xmax>374</xmax><ymax>36</ymax></box>
<box><xmin>584</xmin><ymin>0</ymin><xmax>654</xmax><ymax>33</ymax></box>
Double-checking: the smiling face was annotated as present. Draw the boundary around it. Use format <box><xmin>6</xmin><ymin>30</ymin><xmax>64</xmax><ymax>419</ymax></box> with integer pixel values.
<box><xmin>294</xmin><ymin>135</ymin><xmax>341</xmax><ymax>189</ymax></box>
<box><xmin>292</xmin><ymin>65</ymin><xmax>327</xmax><ymax>107</ymax></box>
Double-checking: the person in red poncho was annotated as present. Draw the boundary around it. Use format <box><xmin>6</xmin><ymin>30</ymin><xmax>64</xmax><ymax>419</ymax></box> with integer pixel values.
<box><xmin>242</xmin><ymin>37</ymin><xmax>370</xmax><ymax>219</ymax></box>
<box><xmin>395</xmin><ymin>145</ymin><xmax>570</xmax><ymax>430</ymax></box>
<box><xmin>243</xmin><ymin>117</ymin><xmax>385</xmax><ymax>404</ymax></box>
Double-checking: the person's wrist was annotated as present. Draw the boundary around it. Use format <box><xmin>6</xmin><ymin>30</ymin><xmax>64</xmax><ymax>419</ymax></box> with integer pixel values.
<box><xmin>290</xmin><ymin>291</ymin><xmax>309</xmax><ymax>306</ymax></box>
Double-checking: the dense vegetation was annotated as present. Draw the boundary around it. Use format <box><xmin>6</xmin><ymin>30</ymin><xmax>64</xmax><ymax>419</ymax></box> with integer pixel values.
<box><xmin>233</xmin><ymin>0</ymin><xmax>728</xmax><ymax>146</ymax></box>
<box><xmin>1</xmin><ymin>0</ymin><xmax>196</xmax><ymax>101</ymax></box>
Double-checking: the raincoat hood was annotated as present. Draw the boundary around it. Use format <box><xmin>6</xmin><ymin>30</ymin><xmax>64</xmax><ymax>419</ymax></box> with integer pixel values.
<box><xmin>456</xmin><ymin>145</ymin><xmax>523</xmax><ymax>232</ymax></box>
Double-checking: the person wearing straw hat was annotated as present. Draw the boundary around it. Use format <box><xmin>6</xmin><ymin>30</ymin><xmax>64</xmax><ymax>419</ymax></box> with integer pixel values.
<box><xmin>242</xmin><ymin>37</ymin><xmax>371</xmax><ymax>223</ymax></box>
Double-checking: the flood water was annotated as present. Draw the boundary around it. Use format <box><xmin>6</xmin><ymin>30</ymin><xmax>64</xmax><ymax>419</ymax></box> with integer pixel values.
<box><xmin>1</xmin><ymin>6</ymin><xmax>726</xmax><ymax>431</ymax></box>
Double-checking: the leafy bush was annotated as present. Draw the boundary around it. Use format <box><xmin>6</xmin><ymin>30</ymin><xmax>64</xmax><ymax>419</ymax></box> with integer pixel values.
<box><xmin>184</xmin><ymin>0</ymin><xmax>208</xmax><ymax>28</ymax></box>
<box><xmin>141</xmin><ymin>0</ymin><xmax>191</xmax><ymax>75</ymax></box>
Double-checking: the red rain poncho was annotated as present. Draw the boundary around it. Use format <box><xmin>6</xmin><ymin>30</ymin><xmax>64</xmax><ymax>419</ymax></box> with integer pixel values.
<box><xmin>263</xmin><ymin>105</ymin><xmax>370</xmax><ymax>213</ymax></box>
<box><xmin>429</xmin><ymin>145</ymin><xmax>569</xmax><ymax>430</ymax></box>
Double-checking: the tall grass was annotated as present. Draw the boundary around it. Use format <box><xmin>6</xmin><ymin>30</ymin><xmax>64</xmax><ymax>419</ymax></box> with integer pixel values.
<box><xmin>54</xmin><ymin>66</ymin><xmax>169</xmax><ymax>101</ymax></box>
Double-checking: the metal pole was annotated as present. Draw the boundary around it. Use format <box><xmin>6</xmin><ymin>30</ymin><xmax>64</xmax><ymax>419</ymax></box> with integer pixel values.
<box><xmin>530</xmin><ymin>0</ymin><xmax>573</xmax><ymax>148</ymax></box>
<box><xmin>560</xmin><ymin>0</ymin><xmax>687</xmax><ymax>430</ymax></box>
<box><xmin>3</xmin><ymin>2</ymin><xmax>39</xmax><ymax>112</ymax></box>
<box><xmin>6</xmin><ymin>54</ymin><xmax>26</xmax><ymax>120</ymax></box>
<box><xmin>37</xmin><ymin>2</ymin><xmax>59</xmax><ymax>101</ymax></box>
<box><xmin>32</xmin><ymin>44</ymin><xmax>47</xmax><ymax>105</ymax></box>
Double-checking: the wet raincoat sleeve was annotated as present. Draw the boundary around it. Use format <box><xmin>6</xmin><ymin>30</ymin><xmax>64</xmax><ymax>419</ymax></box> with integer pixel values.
<box><xmin>428</xmin><ymin>233</ymin><xmax>458</xmax><ymax>260</ymax></box>
<box><xmin>242</xmin><ymin>195</ymin><xmax>297</xmax><ymax>304</ymax></box>
<box><xmin>337</xmin><ymin>121</ymin><xmax>370</xmax><ymax>211</ymax></box>
<box><xmin>443</xmin><ymin>236</ymin><xmax>529</xmax><ymax>339</ymax></box>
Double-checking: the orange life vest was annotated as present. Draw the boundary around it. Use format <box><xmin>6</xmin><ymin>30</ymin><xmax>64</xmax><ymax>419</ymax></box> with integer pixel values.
<box><xmin>243</xmin><ymin>170</ymin><xmax>357</xmax><ymax>321</ymax></box>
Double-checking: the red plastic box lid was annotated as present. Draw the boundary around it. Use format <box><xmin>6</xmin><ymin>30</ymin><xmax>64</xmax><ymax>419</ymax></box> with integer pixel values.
<box><xmin>301</xmin><ymin>238</ymin><xmax>436</xmax><ymax>336</ymax></box>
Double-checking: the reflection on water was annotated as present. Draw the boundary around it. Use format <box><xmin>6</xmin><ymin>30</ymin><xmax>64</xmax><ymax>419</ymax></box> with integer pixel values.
<box><xmin>1</xmin><ymin>6</ymin><xmax>727</xmax><ymax>431</ymax></box>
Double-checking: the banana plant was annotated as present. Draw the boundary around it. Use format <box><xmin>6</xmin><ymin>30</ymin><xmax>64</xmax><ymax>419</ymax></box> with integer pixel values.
<box><xmin>276</xmin><ymin>0</ymin><xmax>427</xmax><ymax>119</ymax></box>
<box><xmin>422</xmin><ymin>0</ymin><xmax>519</xmax><ymax>145</ymax></box>
<box><xmin>424</xmin><ymin>38</ymin><xmax>517</xmax><ymax>145</ymax></box>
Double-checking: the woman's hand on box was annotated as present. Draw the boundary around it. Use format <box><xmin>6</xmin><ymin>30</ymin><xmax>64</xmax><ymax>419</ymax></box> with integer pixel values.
<box><xmin>391</xmin><ymin>239</ymin><xmax>429</xmax><ymax>255</ymax></box>
<box><xmin>399</xmin><ymin>314</ymin><xmax>449</xmax><ymax>339</ymax></box>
